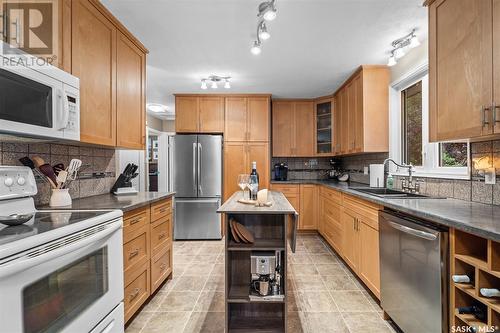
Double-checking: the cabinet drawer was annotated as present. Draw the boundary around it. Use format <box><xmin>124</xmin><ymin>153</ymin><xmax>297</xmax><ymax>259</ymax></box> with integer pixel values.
<box><xmin>323</xmin><ymin>199</ymin><xmax>341</xmax><ymax>221</ymax></box>
<box><xmin>151</xmin><ymin>246</ymin><xmax>172</xmax><ymax>292</ymax></box>
<box><xmin>342</xmin><ymin>194</ymin><xmax>381</xmax><ymax>224</ymax></box>
<box><xmin>151</xmin><ymin>199</ymin><xmax>172</xmax><ymax>222</ymax></box>
<box><xmin>124</xmin><ymin>260</ymin><xmax>150</xmax><ymax>322</ymax></box>
<box><xmin>270</xmin><ymin>184</ymin><xmax>299</xmax><ymax>195</ymax></box>
<box><xmin>123</xmin><ymin>206</ymin><xmax>150</xmax><ymax>236</ymax></box>
<box><xmin>123</xmin><ymin>226</ymin><xmax>149</xmax><ymax>272</ymax></box>
<box><xmin>151</xmin><ymin>216</ymin><xmax>171</xmax><ymax>255</ymax></box>
<box><xmin>320</xmin><ymin>186</ymin><xmax>341</xmax><ymax>204</ymax></box>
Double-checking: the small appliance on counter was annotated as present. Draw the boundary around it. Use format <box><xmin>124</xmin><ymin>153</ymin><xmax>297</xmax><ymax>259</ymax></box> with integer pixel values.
<box><xmin>249</xmin><ymin>251</ymin><xmax>284</xmax><ymax>301</ymax></box>
<box><xmin>273</xmin><ymin>163</ymin><xmax>288</xmax><ymax>181</ymax></box>
<box><xmin>369</xmin><ymin>164</ymin><xmax>385</xmax><ymax>188</ymax></box>
<box><xmin>328</xmin><ymin>159</ymin><xmax>340</xmax><ymax>179</ymax></box>
<box><xmin>111</xmin><ymin>163</ymin><xmax>139</xmax><ymax>195</ymax></box>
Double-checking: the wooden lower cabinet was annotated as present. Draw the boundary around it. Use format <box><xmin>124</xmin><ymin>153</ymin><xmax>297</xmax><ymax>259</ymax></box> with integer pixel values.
<box><xmin>123</xmin><ymin>197</ymin><xmax>173</xmax><ymax>323</ymax></box>
<box><xmin>341</xmin><ymin>208</ymin><xmax>360</xmax><ymax>272</ymax></box>
<box><xmin>320</xmin><ymin>196</ymin><xmax>343</xmax><ymax>254</ymax></box>
<box><xmin>299</xmin><ymin>184</ymin><xmax>318</xmax><ymax>230</ymax></box>
<box><xmin>358</xmin><ymin>217</ymin><xmax>380</xmax><ymax>297</ymax></box>
<box><xmin>269</xmin><ymin>183</ymin><xmax>299</xmax><ymax>211</ymax></box>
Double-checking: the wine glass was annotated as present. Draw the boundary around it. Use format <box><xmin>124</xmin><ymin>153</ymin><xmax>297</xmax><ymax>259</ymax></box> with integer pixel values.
<box><xmin>248</xmin><ymin>175</ymin><xmax>258</xmax><ymax>200</ymax></box>
<box><xmin>237</xmin><ymin>174</ymin><xmax>250</xmax><ymax>199</ymax></box>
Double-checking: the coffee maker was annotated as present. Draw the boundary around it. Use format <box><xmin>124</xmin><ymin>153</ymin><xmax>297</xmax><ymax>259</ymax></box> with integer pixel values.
<box><xmin>250</xmin><ymin>251</ymin><xmax>284</xmax><ymax>300</ymax></box>
<box><xmin>273</xmin><ymin>163</ymin><xmax>288</xmax><ymax>181</ymax></box>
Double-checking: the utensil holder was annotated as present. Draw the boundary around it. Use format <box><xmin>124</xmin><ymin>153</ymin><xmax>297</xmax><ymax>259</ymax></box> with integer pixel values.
<box><xmin>49</xmin><ymin>189</ymin><xmax>72</xmax><ymax>207</ymax></box>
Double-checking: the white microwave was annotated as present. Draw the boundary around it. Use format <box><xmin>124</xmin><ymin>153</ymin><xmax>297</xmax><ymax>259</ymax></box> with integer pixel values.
<box><xmin>0</xmin><ymin>44</ymin><xmax>80</xmax><ymax>141</ymax></box>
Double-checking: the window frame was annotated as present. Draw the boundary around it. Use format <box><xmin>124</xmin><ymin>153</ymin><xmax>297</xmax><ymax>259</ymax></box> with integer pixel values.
<box><xmin>388</xmin><ymin>64</ymin><xmax>471</xmax><ymax>180</ymax></box>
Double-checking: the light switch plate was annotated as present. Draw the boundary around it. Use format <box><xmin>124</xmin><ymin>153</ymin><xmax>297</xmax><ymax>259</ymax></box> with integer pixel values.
<box><xmin>485</xmin><ymin>168</ymin><xmax>496</xmax><ymax>185</ymax></box>
<box><xmin>364</xmin><ymin>166</ymin><xmax>369</xmax><ymax>175</ymax></box>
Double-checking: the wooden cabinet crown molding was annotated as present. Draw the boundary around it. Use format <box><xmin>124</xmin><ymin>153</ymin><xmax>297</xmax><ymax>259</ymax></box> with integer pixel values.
<box><xmin>174</xmin><ymin>93</ymin><xmax>272</xmax><ymax>98</ymax></box>
<box><xmin>88</xmin><ymin>0</ymin><xmax>149</xmax><ymax>54</ymax></box>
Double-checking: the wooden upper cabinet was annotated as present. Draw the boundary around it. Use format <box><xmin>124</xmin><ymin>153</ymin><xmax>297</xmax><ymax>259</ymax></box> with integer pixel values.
<box><xmin>199</xmin><ymin>96</ymin><xmax>224</xmax><ymax>133</ymax></box>
<box><xmin>72</xmin><ymin>0</ymin><xmax>117</xmax><ymax>146</ymax></box>
<box><xmin>294</xmin><ymin>101</ymin><xmax>315</xmax><ymax>156</ymax></box>
<box><xmin>314</xmin><ymin>98</ymin><xmax>334</xmax><ymax>156</ymax></box>
<box><xmin>428</xmin><ymin>0</ymin><xmax>493</xmax><ymax>141</ymax></box>
<box><xmin>494</xmin><ymin>0</ymin><xmax>500</xmax><ymax>134</ymax></box>
<box><xmin>116</xmin><ymin>32</ymin><xmax>146</xmax><ymax>149</ymax></box>
<box><xmin>175</xmin><ymin>97</ymin><xmax>199</xmax><ymax>133</ymax></box>
<box><xmin>225</xmin><ymin>96</ymin><xmax>270</xmax><ymax>141</ymax></box>
<box><xmin>333</xmin><ymin>66</ymin><xmax>389</xmax><ymax>156</ymax></box>
<box><xmin>272</xmin><ymin>100</ymin><xmax>314</xmax><ymax>157</ymax></box>
<box><xmin>272</xmin><ymin>101</ymin><xmax>294</xmax><ymax>156</ymax></box>
<box><xmin>225</xmin><ymin>97</ymin><xmax>249</xmax><ymax>141</ymax></box>
<box><xmin>248</xmin><ymin>97</ymin><xmax>270</xmax><ymax>142</ymax></box>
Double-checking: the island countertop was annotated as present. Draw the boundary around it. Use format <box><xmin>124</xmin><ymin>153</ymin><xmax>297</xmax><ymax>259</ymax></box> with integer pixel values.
<box><xmin>218</xmin><ymin>191</ymin><xmax>297</xmax><ymax>214</ymax></box>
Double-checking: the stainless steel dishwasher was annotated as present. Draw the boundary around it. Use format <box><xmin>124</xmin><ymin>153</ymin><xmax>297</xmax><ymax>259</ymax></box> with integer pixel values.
<box><xmin>379</xmin><ymin>210</ymin><xmax>448</xmax><ymax>333</ymax></box>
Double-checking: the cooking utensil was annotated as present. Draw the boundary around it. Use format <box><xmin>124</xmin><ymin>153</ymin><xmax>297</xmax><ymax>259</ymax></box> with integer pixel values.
<box><xmin>67</xmin><ymin>159</ymin><xmax>82</xmax><ymax>180</ymax></box>
<box><xmin>19</xmin><ymin>157</ymin><xmax>35</xmax><ymax>169</ymax></box>
<box><xmin>53</xmin><ymin>163</ymin><xmax>65</xmax><ymax>175</ymax></box>
<box><xmin>0</xmin><ymin>213</ymin><xmax>34</xmax><ymax>226</ymax></box>
<box><xmin>38</xmin><ymin>164</ymin><xmax>58</xmax><ymax>188</ymax></box>
<box><xmin>56</xmin><ymin>170</ymin><xmax>68</xmax><ymax>189</ymax></box>
<box><xmin>31</xmin><ymin>156</ymin><xmax>45</xmax><ymax>168</ymax></box>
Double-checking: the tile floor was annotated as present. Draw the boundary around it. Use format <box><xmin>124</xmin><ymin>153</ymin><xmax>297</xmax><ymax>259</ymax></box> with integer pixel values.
<box><xmin>125</xmin><ymin>234</ymin><xmax>398</xmax><ymax>333</ymax></box>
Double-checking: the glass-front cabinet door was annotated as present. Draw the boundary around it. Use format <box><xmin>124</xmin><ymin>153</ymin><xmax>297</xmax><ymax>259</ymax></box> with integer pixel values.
<box><xmin>315</xmin><ymin>99</ymin><xmax>333</xmax><ymax>155</ymax></box>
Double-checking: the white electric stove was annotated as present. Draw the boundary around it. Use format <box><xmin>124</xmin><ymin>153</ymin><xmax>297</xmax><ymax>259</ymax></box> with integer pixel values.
<box><xmin>0</xmin><ymin>166</ymin><xmax>124</xmax><ymax>333</ymax></box>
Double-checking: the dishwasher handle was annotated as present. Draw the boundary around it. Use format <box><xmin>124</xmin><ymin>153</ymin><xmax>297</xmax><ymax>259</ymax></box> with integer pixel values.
<box><xmin>387</xmin><ymin>221</ymin><xmax>438</xmax><ymax>241</ymax></box>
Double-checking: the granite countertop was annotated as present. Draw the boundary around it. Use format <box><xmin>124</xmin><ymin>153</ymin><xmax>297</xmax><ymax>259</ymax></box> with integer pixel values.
<box><xmin>38</xmin><ymin>191</ymin><xmax>175</xmax><ymax>213</ymax></box>
<box><xmin>271</xmin><ymin>180</ymin><xmax>500</xmax><ymax>242</ymax></box>
<box><xmin>218</xmin><ymin>191</ymin><xmax>297</xmax><ymax>214</ymax></box>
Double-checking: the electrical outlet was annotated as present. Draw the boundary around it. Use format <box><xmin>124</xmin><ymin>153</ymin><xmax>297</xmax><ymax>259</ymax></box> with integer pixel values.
<box><xmin>485</xmin><ymin>168</ymin><xmax>496</xmax><ymax>185</ymax></box>
<box><xmin>364</xmin><ymin>166</ymin><xmax>369</xmax><ymax>175</ymax></box>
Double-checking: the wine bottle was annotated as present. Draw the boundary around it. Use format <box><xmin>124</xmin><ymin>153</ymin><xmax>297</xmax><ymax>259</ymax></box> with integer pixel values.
<box><xmin>480</xmin><ymin>288</ymin><xmax>500</xmax><ymax>298</ymax></box>
<box><xmin>452</xmin><ymin>274</ymin><xmax>473</xmax><ymax>284</ymax></box>
<box><xmin>250</xmin><ymin>161</ymin><xmax>259</xmax><ymax>200</ymax></box>
<box><xmin>457</xmin><ymin>305</ymin><xmax>486</xmax><ymax>321</ymax></box>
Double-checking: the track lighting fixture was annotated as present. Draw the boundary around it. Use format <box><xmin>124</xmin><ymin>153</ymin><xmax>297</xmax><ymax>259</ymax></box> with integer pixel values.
<box><xmin>387</xmin><ymin>29</ymin><xmax>420</xmax><ymax>67</ymax></box>
<box><xmin>251</xmin><ymin>0</ymin><xmax>277</xmax><ymax>55</ymax></box>
<box><xmin>259</xmin><ymin>1</ymin><xmax>277</xmax><ymax>21</ymax></box>
<box><xmin>259</xmin><ymin>22</ymin><xmax>271</xmax><ymax>40</ymax></box>
<box><xmin>200</xmin><ymin>75</ymin><xmax>231</xmax><ymax>90</ymax></box>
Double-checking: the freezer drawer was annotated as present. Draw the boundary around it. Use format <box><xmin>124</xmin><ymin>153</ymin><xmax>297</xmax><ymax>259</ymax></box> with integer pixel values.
<box><xmin>174</xmin><ymin>198</ymin><xmax>222</xmax><ymax>240</ymax></box>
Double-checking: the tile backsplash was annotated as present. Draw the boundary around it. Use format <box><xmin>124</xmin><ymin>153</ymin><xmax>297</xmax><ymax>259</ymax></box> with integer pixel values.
<box><xmin>270</xmin><ymin>157</ymin><xmax>332</xmax><ymax>180</ymax></box>
<box><xmin>0</xmin><ymin>141</ymin><xmax>116</xmax><ymax>205</ymax></box>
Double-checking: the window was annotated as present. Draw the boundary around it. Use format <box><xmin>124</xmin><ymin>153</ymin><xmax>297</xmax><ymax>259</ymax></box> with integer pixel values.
<box><xmin>389</xmin><ymin>67</ymin><xmax>470</xmax><ymax>179</ymax></box>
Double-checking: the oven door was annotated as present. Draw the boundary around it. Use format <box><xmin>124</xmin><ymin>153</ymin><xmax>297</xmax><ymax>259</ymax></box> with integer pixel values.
<box><xmin>0</xmin><ymin>218</ymin><xmax>124</xmax><ymax>333</ymax></box>
<box><xmin>0</xmin><ymin>65</ymin><xmax>67</xmax><ymax>139</ymax></box>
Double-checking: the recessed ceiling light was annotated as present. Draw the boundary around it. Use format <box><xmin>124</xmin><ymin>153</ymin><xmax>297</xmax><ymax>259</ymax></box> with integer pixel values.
<box><xmin>147</xmin><ymin>103</ymin><xmax>168</xmax><ymax>113</ymax></box>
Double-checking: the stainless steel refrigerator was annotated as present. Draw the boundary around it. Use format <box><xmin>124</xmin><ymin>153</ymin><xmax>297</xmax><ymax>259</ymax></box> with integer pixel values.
<box><xmin>172</xmin><ymin>134</ymin><xmax>222</xmax><ymax>240</ymax></box>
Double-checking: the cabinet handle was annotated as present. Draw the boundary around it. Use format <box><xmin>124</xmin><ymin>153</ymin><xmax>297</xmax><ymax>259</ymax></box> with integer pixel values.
<box><xmin>129</xmin><ymin>248</ymin><xmax>140</xmax><ymax>258</ymax></box>
<box><xmin>158</xmin><ymin>232</ymin><xmax>167</xmax><ymax>240</ymax></box>
<box><xmin>160</xmin><ymin>263</ymin><xmax>167</xmax><ymax>271</ymax></box>
<box><xmin>129</xmin><ymin>287</ymin><xmax>140</xmax><ymax>301</ymax></box>
<box><xmin>130</xmin><ymin>217</ymin><xmax>142</xmax><ymax>225</ymax></box>
<box><xmin>494</xmin><ymin>104</ymin><xmax>500</xmax><ymax>124</ymax></box>
<box><xmin>159</xmin><ymin>207</ymin><xmax>167</xmax><ymax>213</ymax></box>
<box><xmin>482</xmin><ymin>106</ymin><xmax>491</xmax><ymax>126</ymax></box>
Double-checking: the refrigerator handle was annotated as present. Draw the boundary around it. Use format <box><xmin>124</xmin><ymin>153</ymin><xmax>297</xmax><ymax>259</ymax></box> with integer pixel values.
<box><xmin>192</xmin><ymin>142</ymin><xmax>197</xmax><ymax>193</ymax></box>
<box><xmin>198</xmin><ymin>143</ymin><xmax>203</xmax><ymax>195</ymax></box>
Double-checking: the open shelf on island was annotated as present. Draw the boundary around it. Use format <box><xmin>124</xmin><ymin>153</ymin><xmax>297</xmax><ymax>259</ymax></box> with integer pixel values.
<box><xmin>228</xmin><ymin>238</ymin><xmax>285</xmax><ymax>251</ymax></box>
<box><xmin>228</xmin><ymin>303</ymin><xmax>285</xmax><ymax>333</ymax></box>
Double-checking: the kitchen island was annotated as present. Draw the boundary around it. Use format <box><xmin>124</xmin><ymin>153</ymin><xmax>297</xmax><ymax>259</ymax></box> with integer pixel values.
<box><xmin>218</xmin><ymin>190</ymin><xmax>297</xmax><ymax>332</ymax></box>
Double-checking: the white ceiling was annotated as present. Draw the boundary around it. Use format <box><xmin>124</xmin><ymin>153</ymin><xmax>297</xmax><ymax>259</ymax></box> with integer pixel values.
<box><xmin>101</xmin><ymin>0</ymin><xmax>427</xmax><ymax>119</ymax></box>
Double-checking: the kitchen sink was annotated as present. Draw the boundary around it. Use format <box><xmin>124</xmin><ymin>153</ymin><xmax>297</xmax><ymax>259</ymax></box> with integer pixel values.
<box><xmin>349</xmin><ymin>187</ymin><xmax>437</xmax><ymax>199</ymax></box>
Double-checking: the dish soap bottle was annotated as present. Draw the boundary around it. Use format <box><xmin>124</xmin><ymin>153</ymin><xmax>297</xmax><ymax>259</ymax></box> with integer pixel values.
<box><xmin>386</xmin><ymin>174</ymin><xmax>394</xmax><ymax>189</ymax></box>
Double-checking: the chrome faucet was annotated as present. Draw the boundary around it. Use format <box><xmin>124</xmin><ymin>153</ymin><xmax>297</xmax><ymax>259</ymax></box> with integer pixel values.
<box><xmin>383</xmin><ymin>158</ymin><xmax>417</xmax><ymax>193</ymax></box>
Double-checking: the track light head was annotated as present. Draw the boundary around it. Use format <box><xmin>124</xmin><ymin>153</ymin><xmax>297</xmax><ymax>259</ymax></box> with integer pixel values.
<box><xmin>259</xmin><ymin>23</ymin><xmax>271</xmax><ymax>40</ymax></box>
<box><xmin>259</xmin><ymin>1</ymin><xmax>277</xmax><ymax>21</ymax></box>
<box><xmin>251</xmin><ymin>41</ymin><xmax>262</xmax><ymax>55</ymax></box>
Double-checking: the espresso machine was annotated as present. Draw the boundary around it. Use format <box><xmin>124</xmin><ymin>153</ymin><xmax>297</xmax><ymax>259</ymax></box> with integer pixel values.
<box><xmin>249</xmin><ymin>251</ymin><xmax>284</xmax><ymax>300</ymax></box>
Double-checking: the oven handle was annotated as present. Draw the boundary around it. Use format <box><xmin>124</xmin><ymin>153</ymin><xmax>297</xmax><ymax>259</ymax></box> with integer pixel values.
<box><xmin>0</xmin><ymin>219</ymin><xmax>121</xmax><ymax>278</ymax></box>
